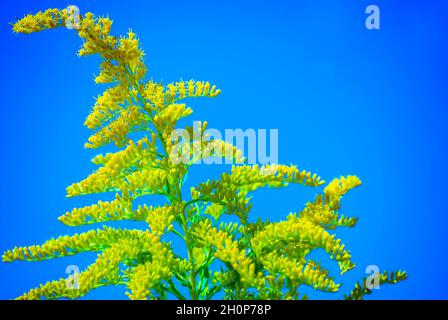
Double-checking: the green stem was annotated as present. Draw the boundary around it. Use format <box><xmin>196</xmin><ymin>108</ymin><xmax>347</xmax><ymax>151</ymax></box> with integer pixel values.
<box><xmin>177</xmin><ymin>184</ymin><xmax>198</xmax><ymax>300</ymax></box>
<box><xmin>133</xmin><ymin>79</ymin><xmax>199</xmax><ymax>300</ymax></box>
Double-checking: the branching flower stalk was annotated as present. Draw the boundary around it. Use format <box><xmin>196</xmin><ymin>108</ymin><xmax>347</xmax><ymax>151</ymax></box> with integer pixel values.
<box><xmin>3</xmin><ymin>8</ymin><xmax>407</xmax><ymax>300</ymax></box>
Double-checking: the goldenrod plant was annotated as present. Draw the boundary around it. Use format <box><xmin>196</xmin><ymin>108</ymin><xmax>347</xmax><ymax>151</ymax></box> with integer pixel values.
<box><xmin>3</xmin><ymin>7</ymin><xmax>407</xmax><ymax>300</ymax></box>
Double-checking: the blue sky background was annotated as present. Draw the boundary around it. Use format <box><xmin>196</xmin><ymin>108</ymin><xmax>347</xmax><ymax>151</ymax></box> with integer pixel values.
<box><xmin>0</xmin><ymin>0</ymin><xmax>447</xmax><ymax>299</ymax></box>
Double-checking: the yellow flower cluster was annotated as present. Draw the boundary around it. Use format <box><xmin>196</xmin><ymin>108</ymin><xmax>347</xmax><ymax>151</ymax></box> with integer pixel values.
<box><xmin>261</xmin><ymin>253</ymin><xmax>339</xmax><ymax>292</ymax></box>
<box><xmin>85</xmin><ymin>106</ymin><xmax>148</xmax><ymax>149</ymax></box>
<box><xmin>299</xmin><ymin>176</ymin><xmax>361</xmax><ymax>230</ymax></box>
<box><xmin>142</xmin><ymin>80</ymin><xmax>220</xmax><ymax>113</ymax></box>
<box><xmin>90</xmin><ymin>135</ymin><xmax>157</xmax><ymax>179</ymax></box>
<box><xmin>199</xmin><ymin>139</ymin><xmax>245</xmax><ymax>164</ymax></box>
<box><xmin>167</xmin><ymin>120</ymin><xmax>245</xmax><ymax>165</ymax></box>
<box><xmin>84</xmin><ymin>85</ymin><xmax>129</xmax><ymax>130</ymax></box>
<box><xmin>204</xmin><ymin>203</ymin><xmax>226</xmax><ymax>220</ymax></box>
<box><xmin>15</xmin><ymin>229</ymin><xmax>177</xmax><ymax>300</ymax></box>
<box><xmin>193</xmin><ymin>220</ymin><xmax>265</xmax><ymax>289</ymax></box>
<box><xmin>105</xmin><ymin>135</ymin><xmax>157</xmax><ymax>171</ymax></box>
<box><xmin>195</xmin><ymin>164</ymin><xmax>323</xmax><ymax>223</ymax></box>
<box><xmin>12</xmin><ymin>8</ymin><xmax>68</xmax><ymax>34</ymax></box>
<box><xmin>187</xmin><ymin>176</ymin><xmax>362</xmax><ymax>298</ymax></box>
<box><xmin>137</xmin><ymin>204</ymin><xmax>176</xmax><ymax>236</ymax></box>
<box><xmin>324</xmin><ymin>175</ymin><xmax>362</xmax><ymax>209</ymax></box>
<box><xmin>66</xmin><ymin>167</ymin><xmax>168</xmax><ymax>198</ymax></box>
<box><xmin>66</xmin><ymin>137</ymin><xmax>162</xmax><ymax>198</ymax></box>
<box><xmin>252</xmin><ymin>214</ymin><xmax>354</xmax><ymax>274</ymax></box>
<box><xmin>345</xmin><ymin>270</ymin><xmax>408</xmax><ymax>300</ymax></box>
<box><xmin>2</xmin><ymin>227</ymin><xmax>144</xmax><ymax>262</ymax></box>
<box><xmin>196</xmin><ymin>164</ymin><xmax>323</xmax><ymax>197</ymax></box>
<box><xmin>169</xmin><ymin>138</ymin><xmax>245</xmax><ymax>166</ymax></box>
<box><xmin>125</xmin><ymin>261</ymin><xmax>165</xmax><ymax>299</ymax></box>
<box><xmin>17</xmin><ymin>238</ymin><xmax>142</xmax><ymax>300</ymax></box>
<box><xmin>91</xmin><ymin>152</ymin><xmax>114</xmax><ymax>166</ymax></box>
<box><xmin>164</xmin><ymin>80</ymin><xmax>221</xmax><ymax>104</ymax></box>
<box><xmin>76</xmin><ymin>13</ymin><xmax>117</xmax><ymax>58</ymax></box>
<box><xmin>125</xmin><ymin>231</ymin><xmax>176</xmax><ymax>299</ymax></box>
<box><xmin>58</xmin><ymin>194</ymin><xmax>135</xmax><ymax>226</ymax></box>
<box><xmin>77</xmin><ymin>14</ymin><xmax>146</xmax><ymax>84</ymax></box>
<box><xmin>231</xmin><ymin>164</ymin><xmax>324</xmax><ymax>191</ymax></box>
<box><xmin>16</xmin><ymin>278</ymin><xmax>74</xmax><ymax>300</ymax></box>
<box><xmin>59</xmin><ymin>195</ymin><xmax>176</xmax><ymax>236</ymax></box>
<box><xmin>153</xmin><ymin>103</ymin><xmax>193</xmax><ymax>131</ymax></box>
<box><xmin>89</xmin><ymin>31</ymin><xmax>146</xmax><ymax>83</ymax></box>
<box><xmin>124</xmin><ymin>167</ymin><xmax>169</xmax><ymax>197</ymax></box>
<box><xmin>142</xmin><ymin>81</ymin><xmax>166</xmax><ymax>111</ymax></box>
<box><xmin>73</xmin><ymin>238</ymin><xmax>142</xmax><ymax>297</ymax></box>
<box><xmin>13</xmin><ymin>8</ymin><xmax>146</xmax><ymax>86</ymax></box>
